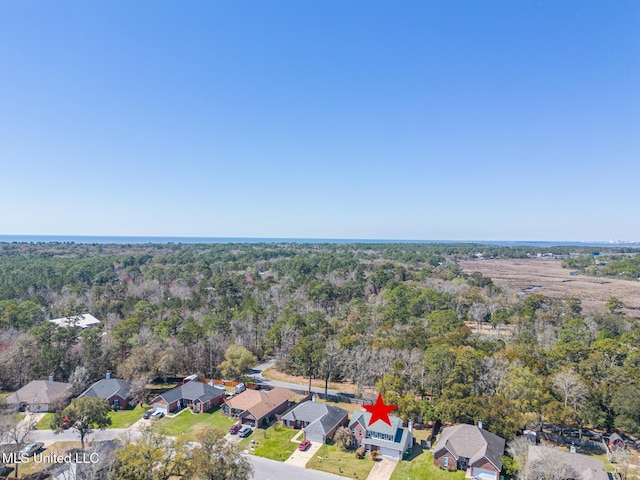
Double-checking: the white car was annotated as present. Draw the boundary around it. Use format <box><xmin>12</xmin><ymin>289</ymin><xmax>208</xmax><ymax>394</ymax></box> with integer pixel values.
<box><xmin>238</xmin><ymin>426</ymin><xmax>252</xmax><ymax>437</ymax></box>
<box><xmin>151</xmin><ymin>411</ymin><xmax>165</xmax><ymax>419</ymax></box>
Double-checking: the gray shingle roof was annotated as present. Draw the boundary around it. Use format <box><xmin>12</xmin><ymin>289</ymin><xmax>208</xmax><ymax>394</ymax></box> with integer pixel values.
<box><xmin>5</xmin><ymin>380</ymin><xmax>72</xmax><ymax>406</ymax></box>
<box><xmin>528</xmin><ymin>445</ymin><xmax>608</xmax><ymax>480</ymax></box>
<box><xmin>80</xmin><ymin>378</ymin><xmax>131</xmax><ymax>400</ymax></box>
<box><xmin>281</xmin><ymin>401</ymin><xmax>348</xmax><ymax>436</ymax></box>
<box><xmin>434</xmin><ymin>424</ymin><xmax>506</xmax><ymax>471</ymax></box>
<box><xmin>156</xmin><ymin>381</ymin><xmax>226</xmax><ymax>404</ymax></box>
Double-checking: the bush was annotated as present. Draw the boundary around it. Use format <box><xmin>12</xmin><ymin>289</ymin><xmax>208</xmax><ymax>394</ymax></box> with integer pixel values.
<box><xmin>355</xmin><ymin>447</ymin><xmax>366</xmax><ymax>459</ymax></box>
<box><xmin>370</xmin><ymin>451</ymin><xmax>380</xmax><ymax>461</ymax></box>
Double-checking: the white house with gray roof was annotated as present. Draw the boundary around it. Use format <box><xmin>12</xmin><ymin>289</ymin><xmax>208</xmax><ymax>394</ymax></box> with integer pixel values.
<box><xmin>433</xmin><ymin>424</ymin><xmax>505</xmax><ymax>480</ymax></box>
<box><xmin>349</xmin><ymin>411</ymin><xmax>413</xmax><ymax>459</ymax></box>
<box><xmin>281</xmin><ymin>400</ymin><xmax>349</xmax><ymax>443</ymax></box>
<box><xmin>152</xmin><ymin>378</ymin><xmax>226</xmax><ymax>414</ymax></box>
<box><xmin>79</xmin><ymin>373</ymin><xmax>132</xmax><ymax>409</ymax></box>
<box><xmin>5</xmin><ymin>379</ymin><xmax>72</xmax><ymax>412</ymax></box>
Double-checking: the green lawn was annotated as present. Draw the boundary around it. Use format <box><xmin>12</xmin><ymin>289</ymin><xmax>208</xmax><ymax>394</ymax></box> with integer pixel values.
<box><xmin>239</xmin><ymin>424</ymin><xmax>299</xmax><ymax>461</ymax></box>
<box><xmin>306</xmin><ymin>443</ymin><xmax>375</xmax><ymax>479</ymax></box>
<box><xmin>107</xmin><ymin>405</ymin><xmax>147</xmax><ymax>428</ymax></box>
<box><xmin>156</xmin><ymin>406</ymin><xmax>235</xmax><ymax>441</ymax></box>
<box><xmin>35</xmin><ymin>412</ymin><xmax>55</xmax><ymax>430</ymax></box>
<box><xmin>390</xmin><ymin>446</ymin><xmax>466</xmax><ymax>480</ymax></box>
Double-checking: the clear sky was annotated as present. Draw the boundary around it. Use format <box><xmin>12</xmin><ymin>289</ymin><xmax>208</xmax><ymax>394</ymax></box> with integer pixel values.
<box><xmin>1</xmin><ymin>1</ymin><xmax>638</xmax><ymax>241</ymax></box>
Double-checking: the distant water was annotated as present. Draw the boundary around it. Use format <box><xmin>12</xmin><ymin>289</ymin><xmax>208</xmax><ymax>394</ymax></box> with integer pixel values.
<box><xmin>0</xmin><ymin>235</ymin><xmax>638</xmax><ymax>247</ymax></box>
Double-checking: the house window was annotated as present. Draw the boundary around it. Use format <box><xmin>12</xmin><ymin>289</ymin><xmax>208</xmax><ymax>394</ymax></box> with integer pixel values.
<box><xmin>443</xmin><ymin>456</ymin><xmax>448</xmax><ymax>468</ymax></box>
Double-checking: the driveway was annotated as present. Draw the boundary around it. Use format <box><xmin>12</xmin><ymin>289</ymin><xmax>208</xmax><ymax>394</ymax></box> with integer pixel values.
<box><xmin>284</xmin><ymin>440</ymin><xmax>323</xmax><ymax>467</ymax></box>
<box><xmin>365</xmin><ymin>457</ymin><xmax>398</xmax><ymax>480</ymax></box>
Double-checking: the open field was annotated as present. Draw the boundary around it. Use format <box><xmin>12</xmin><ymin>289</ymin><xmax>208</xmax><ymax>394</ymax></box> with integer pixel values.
<box><xmin>460</xmin><ymin>259</ymin><xmax>640</xmax><ymax>318</ymax></box>
<box><xmin>156</xmin><ymin>406</ymin><xmax>235</xmax><ymax>441</ymax></box>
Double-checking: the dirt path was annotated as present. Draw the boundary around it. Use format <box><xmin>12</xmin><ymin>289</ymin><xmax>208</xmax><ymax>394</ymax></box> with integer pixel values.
<box><xmin>459</xmin><ymin>259</ymin><xmax>640</xmax><ymax>318</ymax></box>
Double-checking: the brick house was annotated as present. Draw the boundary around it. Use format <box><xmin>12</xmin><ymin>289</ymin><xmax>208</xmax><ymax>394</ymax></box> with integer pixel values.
<box><xmin>152</xmin><ymin>379</ymin><xmax>226</xmax><ymax>414</ymax></box>
<box><xmin>433</xmin><ymin>424</ymin><xmax>505</xmax><ymax>480</ymax></box>
<box><xmin>281</xmin><ymin>399</ymin><xmax>348</xmax><ymax>443</ymax></box>
<box><xmin>349</xmin><ymin>411</ymin><xmax>413</xmax><ymax>460</ymax></box>
<box><xmin>222</xmin><ymin>387</ymin><xmax>295</xmax><ymax>427</ymax></box>
<box><xmin>79</xmin><ymin>373</ymin><xmax>132</xmax><ymax>409</ymax></box>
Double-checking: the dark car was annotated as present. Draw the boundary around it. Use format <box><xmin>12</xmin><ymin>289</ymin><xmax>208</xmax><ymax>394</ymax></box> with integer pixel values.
<box><xmin>229</xmin><ymin>424</ymin><xmax>242</xmax><ymax>435</ymax></box>
<box><xmin>143</xmin><ymin>410</ymin><xmax>153</xmax><ymax>419</ymax></box>
<box><xmin>19</xmin><ymin>442</ymin><xmax>44</xmax><ymax>457</ymax></box>
<box><xmin>298</xmin><ymin>440</ymin><xmax>311</xmax><ymax>451</ymax></box>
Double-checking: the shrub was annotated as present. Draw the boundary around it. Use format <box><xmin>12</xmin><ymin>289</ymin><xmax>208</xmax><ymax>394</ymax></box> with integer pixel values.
<box><xmin>355</xmin><ymin>447</ymin><xmax>366</xmax><ymax>459</ymax></box>
<box><xmin>371</xmin><ymin>451</ymin><xmax>380</xmax><ymax>461</ymax></box>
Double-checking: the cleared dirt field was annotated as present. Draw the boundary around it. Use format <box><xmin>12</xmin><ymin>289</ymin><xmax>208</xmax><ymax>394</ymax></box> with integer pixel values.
<box><xmin>459</xmin><ymin>259</ymin><xmax>640</xmax><ymax>319</ymax></box>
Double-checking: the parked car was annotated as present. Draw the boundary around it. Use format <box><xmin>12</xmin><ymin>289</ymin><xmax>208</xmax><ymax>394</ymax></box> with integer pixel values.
<box><xmin>298</xmin><ymin>440</ymin><xmax>311</xmax><ymax>451</ymax></box>
<box><xmin>151</xmin><ymin>411</ymin><xmax>165</xmax><ymax>419</ymax></box>
<box><xmin>60</xmin><ymin>417</ymin><xmax>71</xmax><ymax>429</ymax></box>
<box><xmin>229</xmin><ymin>423</ymin><xmax>242</xmax><ymax>435</ymax></box>
<box><xmin>143</xmin><ymin>410</ymin><xmax>153</xmax><ymax>419</ymax></box>
<box><xmin>19</xmin><ymin>442</ymin><xmax>44</xmax><ymax>457</ymax></box>
<box><xmin>238</xmin><ymin>426</ymin><xmax>252</xmax><ymax>437</ymax></box>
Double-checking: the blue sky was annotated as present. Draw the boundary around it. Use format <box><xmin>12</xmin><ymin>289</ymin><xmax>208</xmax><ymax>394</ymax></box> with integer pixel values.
<box><xmin>1</xmin><ymin>1</ymin><xmax>638</xmax><ymax>241</ymax></box>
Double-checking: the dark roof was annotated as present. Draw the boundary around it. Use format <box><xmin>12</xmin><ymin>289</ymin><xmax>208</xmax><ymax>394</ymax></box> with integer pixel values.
<box><xmin>79</xmin><ymin>378</ymin><xmax>131</xmax><ymax>400</ymax></box>
<box><xmin>281</xmin><ymin>401</ymin><xmax>348</xmax><ymax>436</ymax></box>
<box><xmin>5</xmin><ymin>380</ymin><xmax>72</xmax><ymax>405</ymax></box>
<box><xmin>155</xmin><ymin>381</ymin><xmax>225</xmax><ymax>404</ymax></box>
<box><xmin>434</xmin><ymin>424</ymin><xmax>506</xmax><ymax>471</ymax></box>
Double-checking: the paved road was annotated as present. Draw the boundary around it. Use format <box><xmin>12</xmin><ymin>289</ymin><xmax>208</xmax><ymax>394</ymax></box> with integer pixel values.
<box><xmin>23</xmin><ymin>428</ymin><xmax>141</xmax><ymax>447</ymax></box>
<box><xmin>249</xmin><ymin>454</ymin><xmax>349</xmax><ymax>480</ymax></box>
<box><xmin>248</xmin><ymin>360</ymin><xmax>343</xmax><ymax>397</ymax></box>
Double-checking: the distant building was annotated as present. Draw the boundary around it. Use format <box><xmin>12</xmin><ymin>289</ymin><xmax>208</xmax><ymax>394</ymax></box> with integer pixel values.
<box><xmin>49</xmin><ymin>313</ymin><xmax>101</xmax><ymax>329</ymax></box>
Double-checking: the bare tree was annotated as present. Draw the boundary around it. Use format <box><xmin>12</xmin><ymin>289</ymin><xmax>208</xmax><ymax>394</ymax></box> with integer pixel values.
<box><xmin>612</xmin><ymin>448</ymin><xmax>633</xmax><ymax>480</ymax></box>
<box><xmin>69</xmin><ymin>365</ymin><xmax>90</xmax><ymax>396</ymax></box>
<box><xmin>551</xmin><ymin>368</ymin><xmax>588</xmax><ymax>409</ymax></box>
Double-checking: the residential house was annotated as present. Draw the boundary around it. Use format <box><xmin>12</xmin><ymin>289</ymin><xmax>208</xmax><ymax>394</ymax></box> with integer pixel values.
<box><xmin>152</xmin><ymin>378</ymin><xmax>226</xmax><ymax>414</ymax></box>
<box><xmin>222</xmin><ymin>387</ymin><xmax>296</xmax><ymax>427</ymax></box>
<box><xmin>48</xmin><ymin>313</ymin><xmax>101</xmax><ymax>329</ymax></box>
<box><xmin>609</xmin><ymin>433</ymin><xmax>625</xmax><ymax>451</ymax></box>
<box><xmin>349</xmin><ymin>411</ymin><xmax>413</xmax><ymax>460</ymax></box>
<box><xmin>5</xmin><ymin>378</ymin><xmax>73</xmax><ymax>412</ymax></box>
<box><xmin>433</xmin><ymin>424</ymin><xmax>505</xmax><ymax>480</ymax></box>
<box><xmin>79</xmin><ymin>372</ymin><xmax>132</xmax><ymax>409</ymax></box>
<box><xmin>281</xmin><ymin>399</ymin><xmax>348</xmax><ymax>443</ymax></box>
<box><xmin>527</xmin><ymin>445</ymin><xmax>608</xmax><ymax>480</ymax></box>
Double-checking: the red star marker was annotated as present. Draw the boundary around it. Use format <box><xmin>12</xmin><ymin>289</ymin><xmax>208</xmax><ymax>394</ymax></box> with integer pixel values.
<box><xmin>363</xmin><ymin>394</ymin><xmax>397</xmax><ymax>427</ymax></box>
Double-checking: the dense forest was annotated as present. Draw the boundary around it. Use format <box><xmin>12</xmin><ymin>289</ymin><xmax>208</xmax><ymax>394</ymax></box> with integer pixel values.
<box><xmin>1</xmin><ymin>241</ymin><xmax>640</xmax><ymax>440</ymax></box>
<box><xmin>563</xmin><ymin>253</ymin><xmax>640</xmax><ymax>281</ymax></box>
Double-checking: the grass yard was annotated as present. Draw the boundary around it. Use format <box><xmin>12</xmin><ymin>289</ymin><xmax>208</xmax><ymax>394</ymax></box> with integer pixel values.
<box><xmin>306</xmin><ymin>443</ymin><xmax>375</xmax><ymax>479</ymax></box>
<box><xmin>390</xmin><ymin>446</ymin><xmax>466</xmax><ymax>480</ymax></box>
<box><xmin>0</xmin><ymin>392</ymin><xmax>10</xmax><ymax>401</ymax></box>
<box><xmin>239</xmin><ymin>424</ymin><xmax>299</xmax><ymax>461</ymax></box>
<box><xmin>107</xmin><ymin>405</ymin><xmax>147</xmax><ymax>428</ymax></box>
<box><xmin>156</xmin><ymin>406</ymin><xmax>235</xmax><ymax>441</ymax></box>
<box><xmin>35</xmin><ymin>412</ymin><xmax>55</xmax><ymax>430</ymax></box>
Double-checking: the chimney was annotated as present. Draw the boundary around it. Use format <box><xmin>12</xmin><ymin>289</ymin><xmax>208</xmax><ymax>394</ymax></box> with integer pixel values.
<box><xmin>408</xmin><ymin>420</ymin><xmax>414</xmax><ymax>433</ymax></box>
<box><xmin>106</xmin><ymin>371</ymin><xmax>111</xmax><ymax>380</ymax></box>
<box><xmin>48</xmin><ymin>374</ymin><xmax>54</xmax><ymax>382</ymax></box>
<box><xmin>478</xmin><ymin>420</ymin><xmax>483</xmax><ymax>430</ymax></box>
